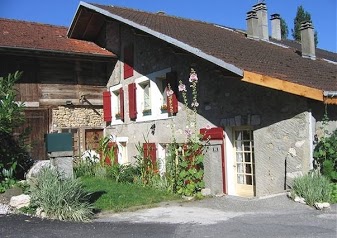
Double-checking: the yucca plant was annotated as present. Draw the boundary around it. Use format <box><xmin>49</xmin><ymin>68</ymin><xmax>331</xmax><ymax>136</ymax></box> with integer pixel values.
<box><xmin>30</xmin><ymin>167</ymin><xmax>93</xmax><ymax>221</ymax></box>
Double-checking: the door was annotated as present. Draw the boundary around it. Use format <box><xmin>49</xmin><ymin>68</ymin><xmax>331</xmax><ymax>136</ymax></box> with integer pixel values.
<box><xmin>234</xmin><ymin>128</ymin><xmax>255</xmax><ymax>197</ymax></box>
<box><xmin>14</xmin><ymin>109</ymin><xmax>49</xmax><ymax>160</ymax></box>
<box><xmin>85</xmin><ymin>129</ymin><xmax>103</xmax><ymax>151</ymax></box>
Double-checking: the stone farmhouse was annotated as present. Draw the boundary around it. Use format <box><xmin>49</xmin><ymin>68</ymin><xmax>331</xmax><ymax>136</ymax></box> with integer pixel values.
<box><xmin>1</xmin><ymin>2</ymin><xmax>337</xmax><ymax>197</ymax></box>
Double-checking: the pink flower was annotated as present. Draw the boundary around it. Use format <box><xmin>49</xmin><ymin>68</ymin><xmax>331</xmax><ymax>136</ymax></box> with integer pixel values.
<box><xmin>166</xmin><ymin>89</ymin><xmax>174</xmax><ymax>97</ymax></box>
<box><xmin>178</xmin><ymin>83</ymin><xmax>186</xmax><ymax>92</ymax></box>
<box><xmin>191</xmin><ymin>101</ymin><xmax>199</xmax><ymax>107</ymax></box>
<box><xmin>205</xmin><ymin>124</ymin><xmax>211</xmax><ymax>130</ymax></box>
<box><xmin>189</xmin><ymin>73</ymin><xmax>198</xmax><ymax>82</ymax></box>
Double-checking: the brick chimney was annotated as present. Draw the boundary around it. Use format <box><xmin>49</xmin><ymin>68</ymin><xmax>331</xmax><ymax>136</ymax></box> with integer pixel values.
<box><xmin>246</xmin><ymin>11</ymin><xmax>259</xmax><ymax>40</ymax></box>
<box><xmin>270</xmin><ymin>14</ymin><xmax>281</xmax><ymax>40</ymax></box>
<box><xmin>300</xmin><ymin>21</ymin><xmax>316</xmax><ymax>60</ymax></box>
<box><xmin>253</xmin><ymin>2</ymin><xmax>269</xmax><ymax>40</ymax></box>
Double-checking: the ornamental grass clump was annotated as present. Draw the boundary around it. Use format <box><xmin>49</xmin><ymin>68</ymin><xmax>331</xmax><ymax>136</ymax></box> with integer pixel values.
<box><xmin>291</xmin><ymin>171</ymin><xmax>332</xmax><ymax>206</ymax></box>
<box><xmin>30</xmin><ymin>167</ymin><xmax>93</xmax><ymax>222</ymax></box>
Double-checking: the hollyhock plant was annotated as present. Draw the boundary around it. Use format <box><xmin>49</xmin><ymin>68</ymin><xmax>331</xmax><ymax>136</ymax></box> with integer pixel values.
<box><xmin>166</xmin><ymin>68</ymin><xmax>206</xmax><ymax>198</ymax></box>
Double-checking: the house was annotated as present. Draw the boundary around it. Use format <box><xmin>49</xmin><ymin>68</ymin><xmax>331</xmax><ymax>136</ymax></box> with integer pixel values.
<box><xmin>66</xmin><ymin>2</ymin><xmax>337</xmax><ymax>197</ymax></box>
<box><xmin>0</xmin><ymin>18</ymin><xmax>116</xmax><ymax>160</ymax></box>
<box><xmin>3</xmin><ymin>1</ymin><xmax>336</xmax><ymax>198</ymax></box>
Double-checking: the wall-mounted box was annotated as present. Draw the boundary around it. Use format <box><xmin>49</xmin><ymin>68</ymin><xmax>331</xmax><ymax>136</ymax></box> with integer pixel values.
<box><xmin>45</xmin><ymin>133</ymin><xmax>72</xmax><ymax>152</ymax></box>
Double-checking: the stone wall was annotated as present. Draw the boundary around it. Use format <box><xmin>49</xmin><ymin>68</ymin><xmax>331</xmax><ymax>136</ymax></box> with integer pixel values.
<box><xmin>52</xmin><ymin>106</ymin><xmax>104</xmax><ymax>128</ymax></box>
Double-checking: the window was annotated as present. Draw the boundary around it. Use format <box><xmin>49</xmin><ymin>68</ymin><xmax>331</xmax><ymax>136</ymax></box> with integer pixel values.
<box><xmin>234</xmin><ymin>129</ymin><xmax>255</xmax><ymax>186</ymax></box>
<box><xmin>140</xmin><ymin>81</ymin><xmax>151</xmax><ymax>116</ymax></box>
<box><xmin>110</xmin><ymin>85</ymin><xmax>124</xmax><ymax>123</ymax></box>
<box><xmin>134</xmin><ymin>68</ymin><xmax>177</xmax><ymax>121</ymax></box>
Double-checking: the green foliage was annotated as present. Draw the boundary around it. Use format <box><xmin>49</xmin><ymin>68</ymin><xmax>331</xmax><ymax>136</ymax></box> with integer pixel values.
<box><xmin>134</xmin><ymin>141</ymin><xmax>158</xmax><ymax>186</ymax></box>
<box><xmin>106</xmin><ymin>163</ymin><xmax>139</xmax><ymax>183</ymax></box>
<box><xmin>330</xmin><ymin>183</ymin><xmax>337</xmax><ymax>204</ymax></box>
<box><xmin>291</xmin><ymin>5</ymin><xmax>318</xmax><ymax>47</ymax></box>
<box><xmin>81</xmin><ymin>177</ymin><xmax>180</xmax><ymax>212</ymax></box>
<box><xmin>30</xmin><ymin>167</ymin><xmax>93</xmax><ymax>221</ymax></box>
<box><xmin>73</xmin><ymin>157</ymin><xmax>98</xmax><ymax>178</ymax></box>
<box><xmin>280</xmin><ymin>17</ymin><xmax>288</xmax><ymax>39</ymax></box>
<box><xmin>291</xmin><ymin>171</ymin><xmax>332</xmax><ymax>206</ymax></box>
<box><xmin>165</xmin><ymin>68</ymin><xmax>206</xmax><ymax>197</ymax></box>
<box><xmin>313</xmin><ymin>129</ymin><xmax>337</xmax><ymax>182</ymax></box>
<box><xmin>0</xmin><ymin>71</ymin><xmax>33</xmax><ymax>187</ymax></box>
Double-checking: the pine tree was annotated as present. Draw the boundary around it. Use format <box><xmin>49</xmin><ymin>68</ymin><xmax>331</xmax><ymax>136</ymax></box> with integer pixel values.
<box><xmin>280</xmin><ymin>17</ymin><xmax>288</xmax><ymax>39</ymax></box>
<box><xmin>292</xmin><ymin>5</ymin><xmax>318</xmax><ymax>47</ymax></box>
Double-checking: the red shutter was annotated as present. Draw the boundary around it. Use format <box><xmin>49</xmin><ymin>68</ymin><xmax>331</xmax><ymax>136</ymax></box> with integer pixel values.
<box><xmin>119</xmin><ymin>88</ymin><xmax>124</xmax><ymax>121</ymax></box>
<box><xmin>143</xmin><ymin>143</ymin><xmax>157</xmax><ymax>169</ymax></box>
<box><xmin>105</xmin><ymin>142</ymin><xmax>119</xmax><ymax>165</ymax></box>
<box><xmin>128</xmin><ymin>83</ymin><xmax>137</xmax><ymax>120</ymax></box>
<box><xmin>103</xmin><ymin>91</ymin><xmax>112</xmax><ymax>122</ymax></box>
<box><xmin>124</xmin><ymin>44</ymin><xmax>134</xmax><ymax>79</ymax></box>
<box><xmin>166</xmin><ymin>72</ymin><xmax>178</xmax><ymax>114</ymax></box>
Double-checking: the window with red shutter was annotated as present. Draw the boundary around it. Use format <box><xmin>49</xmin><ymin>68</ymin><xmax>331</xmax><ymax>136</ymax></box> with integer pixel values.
<box><xmin>119</xmin><ymin>88</ymin><xmax>124</xmax><ymax>121</ymax></box>
<box><xmin>124</xmin><ymin>44</ymin><xmax>134</xmax><ymax>79</ymax></box>
<box><xmin>143</xmin><ymin>143</ymin><xmax>157</xmax><ymax>169</ymax></box>
<box><xmin>103</xmin><ymin>91</ymin><xmax>112</xmax><ymax>122</ymax></box>
<box><xmin>166</xmin><ymin>72</ymin><xmax>178</xmax><ymax>114</ymax></box>
<box><xmin>128</xmin><ymin>83</ymin><xmax>137</xmax><ymax>120</ymax></box>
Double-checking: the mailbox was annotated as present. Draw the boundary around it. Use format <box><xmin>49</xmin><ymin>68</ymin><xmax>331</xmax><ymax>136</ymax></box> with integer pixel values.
<box><xmin>45</xmin><ymin>133</ymin><xmax>72</xmax><ymax>152</ymax></box>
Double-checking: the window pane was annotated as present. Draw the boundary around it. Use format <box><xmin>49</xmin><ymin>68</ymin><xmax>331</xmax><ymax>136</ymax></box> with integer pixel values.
<box><xmin>237</xmin><ymin>163</ymin><xmax>244</xmax><ymax>173</ymax></box>
<box><xmin>236</xmin><ymin>152</ymin><xmax>243</xmax><ymax>162</ymax></box>
<box><xmin>245</xmin><ymin>164</ymin><xmax>252</xmax><ymax>174</ymax></box>
<box><xmin>237</xmin><ymin>174</ymin><xmax>244</xmax><ymax>184</ymax></box>
<box><xmin>246</xmin><ymin>175</ymin><xmax>252</xmax><ymax>185</ymax></box>
<box><xmin>244</xmin><ymin>153</ymin><xmax>251</xmax><ymax>162</ymax></box>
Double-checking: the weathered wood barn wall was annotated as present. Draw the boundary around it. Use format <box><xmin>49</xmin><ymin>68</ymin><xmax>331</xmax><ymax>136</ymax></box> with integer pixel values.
<box><xmin>0</xmin><ymin>52</ymin><xmax>115</xmax><ymax>160</ymax></box>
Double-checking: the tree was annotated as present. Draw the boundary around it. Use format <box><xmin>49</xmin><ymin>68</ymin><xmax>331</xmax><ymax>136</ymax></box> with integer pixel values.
<box><xmin>280</xmin><ymin>17</ymin><xmax>289</xmax><ymax>39</ymax></box>
<box><xmin>291</xmin><ymin>5</ymin><xmax>318</xmax><ymax>47</ymax></box>
<box><xmin>0</xmin><ymin>71</ymin><xmax>33</xmax><ymax>185</ymax></box>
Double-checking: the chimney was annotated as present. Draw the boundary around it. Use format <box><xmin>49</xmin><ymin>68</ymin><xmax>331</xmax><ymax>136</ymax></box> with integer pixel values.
<box><xmin>300</xmin><ymin>21</ymin><xmax>316</xmax><ymax>60</ymax></box>
<box><xmin>253</xmin><ymin>2</ymin><xmax>269</xmax><ymax>40</ymax></box>
<box><xmin>246</xmin><ymin>11</ymin><xmax>259</xmax><ymax>40</ymax></box>
<box><xmin>270</xmin><ymin>14</ymin><xmax>281</xmax><ymax>40</ymax></box>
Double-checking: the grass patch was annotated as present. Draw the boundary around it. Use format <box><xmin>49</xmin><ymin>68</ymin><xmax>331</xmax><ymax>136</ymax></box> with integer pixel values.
<box><xmin>81</xmin><ymin>177</ymin><xmax>181</xmax><ymax>212</ymax></box>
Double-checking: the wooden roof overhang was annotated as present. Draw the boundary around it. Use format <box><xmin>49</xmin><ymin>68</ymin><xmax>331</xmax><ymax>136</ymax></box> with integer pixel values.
<box><xmin>243</xmin><ymin>71</ymin><xmax>337</xmax><ymax>105</ymax></box>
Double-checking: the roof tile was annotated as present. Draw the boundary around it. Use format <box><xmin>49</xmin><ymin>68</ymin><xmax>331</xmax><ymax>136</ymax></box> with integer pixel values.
<box><xmin>0</xmin><ymin>18</ymin><xmax>114</xmax><ymax>57</ymax></box>
<box><xmin>92</xmin><ymin>4</ymin><xmax>337</xmax><ymax>91</ymax></box>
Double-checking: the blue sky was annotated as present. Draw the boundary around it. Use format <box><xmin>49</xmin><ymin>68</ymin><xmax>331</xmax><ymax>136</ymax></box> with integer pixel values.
<box><xmin>1</xmin><ymin>0</ymin><xmax>336</xmax><ymax>52</ymax></box>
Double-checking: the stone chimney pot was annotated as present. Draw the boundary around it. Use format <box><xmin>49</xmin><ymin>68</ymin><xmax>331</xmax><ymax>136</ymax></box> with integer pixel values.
<box><xmin>300</xmin><ymin>21</ymin><xmax>316</xmax><ymax>60</ymax></box>
<box><xmin>253</xmin><ymin>2</ymin><xmax>269</xmax><ymax>40</ymax></box>
<box><xmin>246</xmin><ymin>11</ymin><xmax>259</xmax><ymax>40</ymax></box>
<box><xmin>270</xmin><ymin>13</ymin><xmax>281</xmax><ymax>40</ymax></box>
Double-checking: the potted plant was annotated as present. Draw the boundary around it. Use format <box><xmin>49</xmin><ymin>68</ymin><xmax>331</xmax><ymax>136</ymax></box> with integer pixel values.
<box><xmin>142</xmin><ymin>108</ymin><xmax>152</xmax><ymax>116</ymax></box>
<box><xmin>115</xmin><ymin>112</ymin><xmax>121</xmax><ymax>120</ymax></box>
<box><xmin>160</xmin><ymin>104</ymin><xmax>168</xmax><ymax>113</ymax></box>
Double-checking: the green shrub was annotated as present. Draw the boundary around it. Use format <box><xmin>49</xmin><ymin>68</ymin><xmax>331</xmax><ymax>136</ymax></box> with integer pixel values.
<box><xmin>330</xmin><ymin>183</ymin><xmax>337</xmax><ymax>204</ymax></box>
<box><xmin>30</xmin><ymin>167</ymin><xmax>93</xmax><ymax>221</ymax></box>
<box><xmin>73</xmin><ymin>157</ymin><xmax>98</xmax><ymax>178</ymax></box>
<box><xmin>314</xmin><ymin>129</ymin><xmax>337</xmax><ymax>182</ymax></box>
<box><xmin>0</xmin><ymin>71</ymin><xmax>33</xmax><ymax>184</ymax></box>
<box><xmin>292</xmin><ymin>171</ymin><xmax>332</xmax><ymax>206</ymax></box>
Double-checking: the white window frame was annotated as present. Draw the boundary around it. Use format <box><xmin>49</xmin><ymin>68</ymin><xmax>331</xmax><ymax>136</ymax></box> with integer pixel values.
<box><xmin>109</xmin><ymin>84</ymin><xmax>123</xmax><ymax>125</ymax></box>
<box><xmin>135</xmin><ymin>68</ymin><xmax>171</xmax><ymax>122</ymax></box>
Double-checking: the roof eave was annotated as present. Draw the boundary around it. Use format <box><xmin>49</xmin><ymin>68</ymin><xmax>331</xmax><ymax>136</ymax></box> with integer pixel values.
<box><xmin>70</xmin><ymin>2</ymin><xmax>243</xmax><ymax>77</ymax></box>
<box><xmin>0</xmin><ymin>45</ymin><xmax>115</xmax><ymax>60</ymax></box>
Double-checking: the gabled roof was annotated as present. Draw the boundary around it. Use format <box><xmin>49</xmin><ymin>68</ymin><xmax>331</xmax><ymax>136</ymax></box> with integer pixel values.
<box><xmin>0</xmin><ymin>18</ymin><xmax>115</xmax><ymax>58</ymax></box>
<box><xmin>68</xmin><ymin>2</ymin><xmax>337</xmax><ymax>103</ymax></box>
